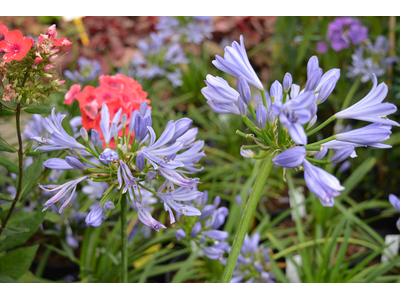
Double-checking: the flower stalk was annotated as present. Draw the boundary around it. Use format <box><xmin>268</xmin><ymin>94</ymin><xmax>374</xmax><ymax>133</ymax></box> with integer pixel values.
<box><xmin>120</xmin><ymin>193</ymin><xmax>128</xmax><ymax>283</ymax></box>
<box><xmin>220</xmin><ymin>149</ymin><xmax>276</xmax><ymax>283</ymax></box>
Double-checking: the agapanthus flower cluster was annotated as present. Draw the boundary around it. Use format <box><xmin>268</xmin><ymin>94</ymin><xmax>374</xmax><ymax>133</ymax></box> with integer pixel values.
<box><xmin>155</xmin><ymin>16</ymin><xmax>213</xmax><ymax>44</ymax></box>
<box><xmin>64</xmin><ymin>73</ymin><xmax>150</xmax><ymax>144</ymax></box>
<box><xmin>326</xmin><ymin>17</ymin><xmax>368</xmax><ymax>52</ymax></box>
<box><xmin>347</xmin><ymin>35</ymin><xmax>398</xmax><ymax>82</ymax></box>
<box><xmin>174</xmin><ymin>191</ymin><xmax>230</xmax><ymax>260</ymax></box>
<box><xmin>64</xmin><ymin>57</ymin><xmax>102</xmax><ymax>84</ymax></box>
<box><xmin>222</xmin><ymin>233</ymin><xmax>275</xmax><ymax>283</ymax></box>
<box><xmin>32</xmin><ymin>88</ymin><xmax>206</xmax><ymax>230</ymax></box>
<box><xmin>389</xmin><ymin>194</ymin><xmax>400</xmax><ymax>230</ymax></box>
<box><xmin>0</xmin><ymin>23</ymin><xmax>71</xmax><ymax>104</ymax></box>
<box><xmin>129</xmin><ymin>32</ymin><xmax>188</xmax><ymax>87</ymax></box>
<box><xmin>202</xmin><ymin>35</ymin><xmax>398</xmax><ymax>207</ymax></box>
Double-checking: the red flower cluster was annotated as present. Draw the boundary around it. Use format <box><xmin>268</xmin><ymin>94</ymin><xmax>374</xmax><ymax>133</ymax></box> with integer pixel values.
<box><xmin>64</xmin><ymin>74</ymin><xmax>150</xmax><ymax>141</ymax></box>
<box><xmin>0</xmin><ymin>22</ymin><xmax>32</xmax><ymax>62</ymax></box>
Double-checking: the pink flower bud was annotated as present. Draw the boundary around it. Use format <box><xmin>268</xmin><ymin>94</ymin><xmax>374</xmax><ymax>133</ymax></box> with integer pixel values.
<box><xmin>58</xmin><ymin>80</ymin><xmax>65</xmax><ymax>85</ymax></box>
<box><xmin>32</xmin><ymin>64</ymin><xmax>37</xmax><ymax>69</ymax></box>
<box><xmin>46</xmin><ymin>24</ymin><xmax>57</xmax><ymax>40</ymax></box>
<box><xmin>44</xmin><ymin>65</ymin><xmax>54</xmax><ymax>71</ymax></box>
<box><xmin>50</xmin><ymin>48</ymin><xmax>60</xmax><ymax>55</ymax></box>
<box><xmin>49</xmin><ymin>54</ymin><xmax>58</xmax><ymax>62</ymax></box>
<box><xmin>30</xmin><ymin>38</ymin><xmax>35</xmax><ymax>47</ymax></box>
<box><xmin>35</xmin><ymin>57</ymin><xmax>42</xmax><ymax>64</ymax></box>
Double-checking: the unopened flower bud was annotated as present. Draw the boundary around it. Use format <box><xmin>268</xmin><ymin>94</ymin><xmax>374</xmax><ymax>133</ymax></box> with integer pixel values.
<box><xmin>46</xmin><ymin>24</ymin><xmax>57</xmax><ymax>40</ymax></box>
<box><xmin>44</xmin><ymin>65</ymin><xmax>54</xmax><ymax>71</ymax></box>
<box><xmin>121</xmin><ymin>114</ymin><xmax>127</xmax><ymax>127</ymax></box>
<box><xmin>283</xmin><ymin>73</ymin><xmax>293</xmax><ymax>93</ymax></box>
<box><xmin>139</xmin><ymin>101</ymin><xmax>148</xmax><ymax>116</ymax></box>
<box><xmin>49</xmin><ymin>54</ymin><xmax>58</xmax><ymax>62</ymax></box>
<box><xmin>329</xmin><ymin>146</ymin><xmax>354</xmax><ymax>163</ymax></box>
<box><xmin>256</xmin><ymin>103</ymin><xmax>267</xmax><ymax>129</ymax></box>
<box><xmin>175</xmin><ymin>229</ymin><xmax>186</xmax><ymax>241</ymax></box>
<box><xmin>191</xmin><ymin>222</ymin><xmax>202</xmax><ymax>238</ymax></box>
<box><xmin>51</xmin><ymin>48</ymin><xmax>60</xmax><ymax>55</ymax></box>
<box><xmin>237</xmin><ymin>77</ymin><xmax>251</xmax><ymax>105</ymax></box>
<box><xmin>32</xmin><ymin>64</ymin><xmax>37</xmax><ymax>69</ymax></box>
<box><xmin>99</xmin><ymin>149</ymin><xmax>119</xmax><ymax>164</ymax></box>
<box><xmin>65</xmin><ymin>156</ymin><xmax>86</xmax><ymax>170</ymax></box>
<box><xmin>58</xmin><ymin>80</ymin><xmax>65</xmax><ymax>85</ymax></box>
<box><xmin>237</xmin><ymin>95</ymin><xmax>247</xmax><ymax>117</ymax></box>
<box><xmin>104</xmin><ymin>201</ymin><xmax>115</xmax><ymax>210</ymax></box>
<box><xmin>272</xmin><ymin>146</ymin><xmax>306</xmax><ymax>168</ymax></box>
<box><xmin>240</xmin><ymin>147</ymin><xmax>255</xmax><ymax>158</ymax></box>
<box><xmin>80</xmin><ymin>127</ymin><xmax>88</xmax><ymax>141</ymax></box>
<box><xmin>121</xmin><ymin>144</ymin><xmax>128</xmax><ymax>154</ymax></box>
<box><xmin>35</xmin><ymin>57</ymin><xmax>42</xmax><ymax>64</ymax></box>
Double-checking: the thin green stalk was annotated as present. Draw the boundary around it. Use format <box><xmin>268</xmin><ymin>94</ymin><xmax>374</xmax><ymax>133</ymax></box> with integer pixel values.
<box><xmin>120</xmin><ymin>193</ymin><xmax>128</xmax><ymax>283</ymax></box>
<box><xmin>336</xmin><ymin>76</ymin><xmax>362</xmax><ymax>127</ymax></box>
<box><xmin>307</xmin><ymin>115</ymin><xmax>336</xmax><ymax>137</ymax></box>
<box><xmin>306</xmin><ymin>136</ymin><xmax>336</xmax><ymax>147</ymax></box>
<box><xmin>221</xmin><ymin>149</ymin><xmax>277</xmax><ymax>283</ymax></box>
<box><xmin>242</xmin><ymin>116</ymin><xmax>264</xmax><ymax>139</ymax></box>
<box><xmin>235</xmin><ymin>130</ymin><xmax>264</xmax><ymax>143</ymax></box>
<box><xmin>261</xmin><ymin>89</ymin><xmax>267</xmax><ymax>108</ymax></box>
<box><xmin>247</xmin><ymin>105</ymin><xmax>257</xmax><ymax>121</ymax></box>
<box><xmin>261</xmin><ymin>129</ymin><xmax>275</xmax><ymax>148</ymax></box>
<box><xmin>305</xmin><ymin>157</ymin><xmax>330</xmax><ymax>164</ymax></box>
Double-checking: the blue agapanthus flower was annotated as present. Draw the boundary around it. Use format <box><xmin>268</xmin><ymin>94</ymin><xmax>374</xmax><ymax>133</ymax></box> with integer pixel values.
<box><xmin>64</xmin><ymin>57</ymin><xmax>102</xmax><ymax>84</ymax></box>
<box><xmin>129</xmin><ymin>32</ymin><xmax>188</xmax><ymax>87</ymax></box>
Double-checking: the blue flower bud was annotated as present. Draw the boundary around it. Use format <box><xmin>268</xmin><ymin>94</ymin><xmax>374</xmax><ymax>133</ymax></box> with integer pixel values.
<box><xmin>314</xmin><ymin>147</ymin><xmax>328</xmax><ymax>160</ymax></box>
<box><xmin>256</xmin><ymin>103</ymin><xmax>267</xmax><ymax>129</ymax></box>
<box><xmin>237</xmin><ymin>77</ymin><xmax>251</xmax><ymax>105</ymax></box>
<box><xmin>85</xmin><ymin>206</ymin><xmax>104</xmax><ymax>227</ymax></box>
<box><xmin>175</xmin><ymin>229</ymin><xmax>186</xmax><ymax>241</ymax></box>
<box><xmin>272</xmin><ymin>146</ymin><xmax>306</xmax><ymax>168</ymax></box>
<box><xmin>121</xmin><ymin>114</ymin><xmax>127</xmax><ymax>127</ymax></box>
<box><xmin>213</xmin><ymin>196</ymin><xmax>221</xmax><ymax>207</ymax></box>
<box><xmin>338</xmin><ymin>160</ymin><xmax>351</xmax><ymax>173</ymax></box>
<box><xmin>99</xmin><ymin>148</ymin><xmax>119</xmax><ymax>164</ymax></box>
<box><xmin>235</xmin><ymin>195</ymin><xmax>242</xmax><ymax>205</ymax></box>
<box><xmin>202</xmin><ymin>230</ymin><xmax>229</xmax><ymax>241</ymax></box>
<box><xmin>317</xmin><ymin>76</ymin><xmax>337</xmax><ymax>104</ymax></box>
<box><xmin>139</xmin><ymin>101</ymin><xmax>148</xmax><ymax>117</ymax></box>
<box><xmin>80</xmin><ymin>127</ymin><xmax>88</xmax><ymax>141</ymax></box>
<box><xmin>136</xmin><ymin>153</ymin><xmax>145</xmax><ymax>171</ymax></box>
<box><xmin>389</xmin><ymin>194</ymin><xmax>400</xmax><ymax>212</ymax></box>
<box><xmin>146</xmin><ymin>171</ymin><xmax>157</xmax><ymax>180</ymax></box>
<box><xmin>329</xmin><ymin>146</ymin><xmax>354</xmax><ymax>163</ymax></box>
<box><xmin>283</xmin><ymin>73</ymin><xmax>293</xmax><ymax>93</ymax></box>
<box><xmin>237</xmin><ymin>95</ymin><xmax>247</xmax><ymax>117</ymax></box>
<box><xmin>65</xmin><ymin>156</ymin><xmax>86</xmax><ymax>170</ymax></box>
<box><xmin>91</xmin><ymin>129</ymin><xmax>99</xmax><ymax>146</ymax></box>
<box><xmin>191</xmin><ymin>222</ymin><xmax>202</xmax><ymax>238</ymax></box>
<box><xmin>199</xmin><ymin>204</ymin><xmax>215</xmax><ymax>220</ymax></box>
<box><xmin>104</xmin><ymin>201</ymin><xmax>115</xmax><ymax>210</ymax></box>
<box><xmin>305</xmin><ymin>68</ymin><xmax>323</xmax><ymax>92</ymax></box>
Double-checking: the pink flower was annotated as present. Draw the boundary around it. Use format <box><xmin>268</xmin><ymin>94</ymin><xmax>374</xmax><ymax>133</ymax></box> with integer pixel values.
<box><xmin>53</xmin><ymin>37</ymin><xmax>73</xmax><ymax>47</ymax></box>
<box><xmin>44</xmin><ymin>65</ymin><xmax>54</xmax><ymax>71</ymax></box>
<box><xmin>64</xmin><ymin>84</ymin><xmax>81</xmax><ymax>104</ymax></box>
<box><xmin>35</xmin><ymin>57</ymin><xmax>42</xmax><ymax>64</ymax></box>
<box><xmin>0</xmin><ymin>30</ymin><xmax>32</xmax><ymax>62</ymax></box>
<box><xmin>46</xmin><ymin>24</ymin><xmax>57</xmax><ymax>41</ymax></box>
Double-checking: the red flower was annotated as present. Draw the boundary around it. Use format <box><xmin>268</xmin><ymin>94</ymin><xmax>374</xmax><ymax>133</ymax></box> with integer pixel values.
<box><xmin>53</xmin><ymin>37</ymin><xmax>73</xmax><ymax>47</ymax></box>
<box><xmin>0</xmin><ymin>22</ymin><xmax>8</xmax><ymax>37</ymax></box>
<box><xmin>0</xmin><ymin>30</ymin><xmax>32</xmax><ymax>62</ymax></box>
<box><xmin>64</xmin><ymin>84</ymin><xmax>82</xmax><ymax>105</ymax></box>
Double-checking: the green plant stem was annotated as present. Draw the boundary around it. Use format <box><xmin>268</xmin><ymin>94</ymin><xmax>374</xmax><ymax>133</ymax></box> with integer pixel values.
<box><xmin>0</xmin><ymin>103</ymin><xmax>23</xmax><ymax>236</ymax></box>
<box><xmin>235</xmin><ymin>130</ymin><xmax>265</xmax><ymax>143</ymax></box>
<box><xmin>261</xmin><ymin>89</ymin><xmax>267</xmax><ymax>107</ymax></box>
<box><xmin>306</xmin><ymin>136</ymin><xmax>336</xmax><ymax>147</ymax></box>
<box><xmin>120</xmin><ymin>193</ymin><xmax>128</xmax><ymax>283</ymax></box>
<box><xmin>305</xmin><ymin>157</ymin><xmax>330</xmax><ymax>164</ymax></box>
<box><xmin>242</xmin><ymin>116</ymin><xmax>264</xmax><ymax>139</ymax></box>
<box><xmin>247</xmin><ymin>105</ymin><xmax>257</xmax><ymax>121</ymax></box>
<box><xmin>336</xmin><ymin>76</ymin><xmax>362</xmax><ymax>127</ymax></box>
<box><xmin>220</xmin><ymin>149</ymin><xmax>276</xmax><ymax>283</ymax></box>
<box><xmin>307</xmin><ymin>115</ymin><xmax>336</xmax><ymax>137</ymax></box>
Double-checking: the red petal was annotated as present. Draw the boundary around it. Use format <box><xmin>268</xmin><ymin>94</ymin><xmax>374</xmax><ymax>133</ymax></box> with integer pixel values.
<box><xmin>5</xmin><ymin>30</ymin><xmax>23</xmax><ymax>44</ymax></box>
<box><xmin>2</xmin><ymin>52</ymin><xmax>15</xmax><ymax>62</ymax></box>
<box><xmin>0</xmin><ymin>40</ymin><xmax>7</xmax><ymax>51</ymax></box>
<box><xmin>20</xmin><ymin>37</ymin><xmax>32</xmax><ymax>53</ymax></box>
<box><xmin>0</xmin><ymin>23</ymin><xmax>8</xmax><ymax>35</ymax></box>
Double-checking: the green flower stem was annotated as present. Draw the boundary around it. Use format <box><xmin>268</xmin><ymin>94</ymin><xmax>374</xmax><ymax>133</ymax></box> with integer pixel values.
<box><xmin>303</xmin><ymin>146</ymin><xmax>322</xmax><ymax>151</ymax></box>
<box><xmin>220</xmin><ymin>149</ymin><xmax>277</xmax><ymax>283</ymax></box>
<box><xmin>242</xmin><ymin>116</ymin><xmax>264</xmax><ymax>139</ymax></box>
<box><xmin>306</xmin><ymin>136</ymin><xmax>336</xmax><ymax>147</ymax></box>
<box><xmin>261</xmin><ymin>89</ymin><xmax>267</xmax><ymax>108</ymax></box>
<box><xmin>305</xmin><ymin>157</ymin><xmax>331</xmax><ymax>164</ymax></box>
<box><xmin>138</xmin><ymin>182</ymin><xmax>157</xmax><ymax>195</ymax></box>
<box><xmin>336</xmin><ymin>76</ymin><xmax>362</xmax><ymax>127</ymax></box>
<box><xmin>77</xmin><ymin>152</ymin><xmax>101</xmax><ymax>168</ymax></box>
<box><xmin>247</xmin><ymin>105</ymin><xmax>257</xmax><ymax>121</ymax></box>
<box><xmin>261</xmin><ymin>129</ymin><xmax>275</xmax><ymax>148</ymax></box>
<box><xmin>306</xmin><ymin>115</ymin><xmax>336</xmax><ymax>137</ymax></box>
<box><xmin>235</xmin><ymin>130</ymin><xmax>265</xmax><ymax>143</ymax></box>
<box><xmin>120</xmin><ymin>193</ymin><xmax>128</xmax><ymax>283</ymax></box>
<box><xmin>242</xmin><ymin>145</ymin><xmax>263</xmax><ymax>150</ymax></box>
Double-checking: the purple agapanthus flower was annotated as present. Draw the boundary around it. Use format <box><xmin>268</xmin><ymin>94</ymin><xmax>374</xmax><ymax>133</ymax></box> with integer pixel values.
<box><xmin>99</xmin><ymin>104</ymin><xmax>122</xmax><ymax>145</ymax></box>
<box><xmin>272</xmin><ymin>146</ymin><xmax>306</xmax><ymax>168</ymax></box>
<box><xmin>31</xmin><ymin>108</ymin><xmax>86</xmax><ymax>152</ymax></box>
<box><xmin>40</xmin><ymin>176</ymin><xmax>88</xmax><ymax>213</ymax></box>
<box><xmin>347</xmin><ymin>36</ymin><xmax>399</xmax><ymax>82</ymax></box>
<box><xmin>327</xmin><ymin>17</ymin><xmax>367</xmax><ymax>52</ymax></box>
<box><xmin>388</xmin><ymin>194</ymin><xmax>400</xmax><ymax>230</ymax></box>
<box><xmin>136</xmin><ymin>202</ymin><xmax>166</xmax><ymax>232</ymax></box>
<box><xmin>303</xmin><ymin>160</ymin><xmax>344</xmax><ymax>207</ymax></box>
<box><xmin>335</xmin><ymin>123</ymin><xmax>393</xmax><ymax>148</ymax></box>
<box><xmin>336</xmin><ymin>75</ymin><xmax>399</xmax><ymax>126</ymax></box>
<box><xmin>64</xmin><ymin>57</ymin><xmax>102</xmax><ymax>84</ymax></box>
<box><xmin>213</xmin><ymin>35</ymin><xmax>263</xmax><ymax>90</ymax></box>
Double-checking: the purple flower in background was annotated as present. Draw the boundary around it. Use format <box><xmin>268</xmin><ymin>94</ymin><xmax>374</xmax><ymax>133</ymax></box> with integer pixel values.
<box><xmin>175</xmin><ymin>229</ymin><xmax>186</xmax><ymax>241</ymax></box>
<box><xmin>347</xmin><ymin>36</ymin><xmax>399</xmax><ymax>82</ymax></box>
<box><xmin>213</xmin><ymin>35</ymin><xmax>263</xmax><ymax>90</ymax></box>
<box><xmin>388</xmin><ymin>194</ymin><xmax>400</xmax><ymax>230</ymax></box>
<box><xmin>156</xmin><ymin>16</ymin><xmax>213</xmax><ymax>44</ymax></box>
<box><xmin>327</xmin><ymin>17</ymin><xmax>367</xmax><ymax>52</ymax></box>
<box><xmin>316</xmin><ymin>41</ymin><xmax>328</xmax><ymax>54</ymax></box>
<box><xmin>64</xmin><ymin>57</ymin><xmax>102</xmax><ymax>84</ymax></box>
<box><xmin>130</xmin><ymin>32</ymin><xmax>188</xmax><ymax>87</ymax></box>
<box><xmin>303</xmin><ymin>160</ymin><xmax>344</xmax><ymax>207</ymax></box>
<box><xmin>22</xmin><ymin>114</ymin><xmax>45</xmax><ymax>141</ymax></box>
<box><xmin>40</xmin><ymin>176</ymin><xmax>88</xmax><ymax>213</ymax></box>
